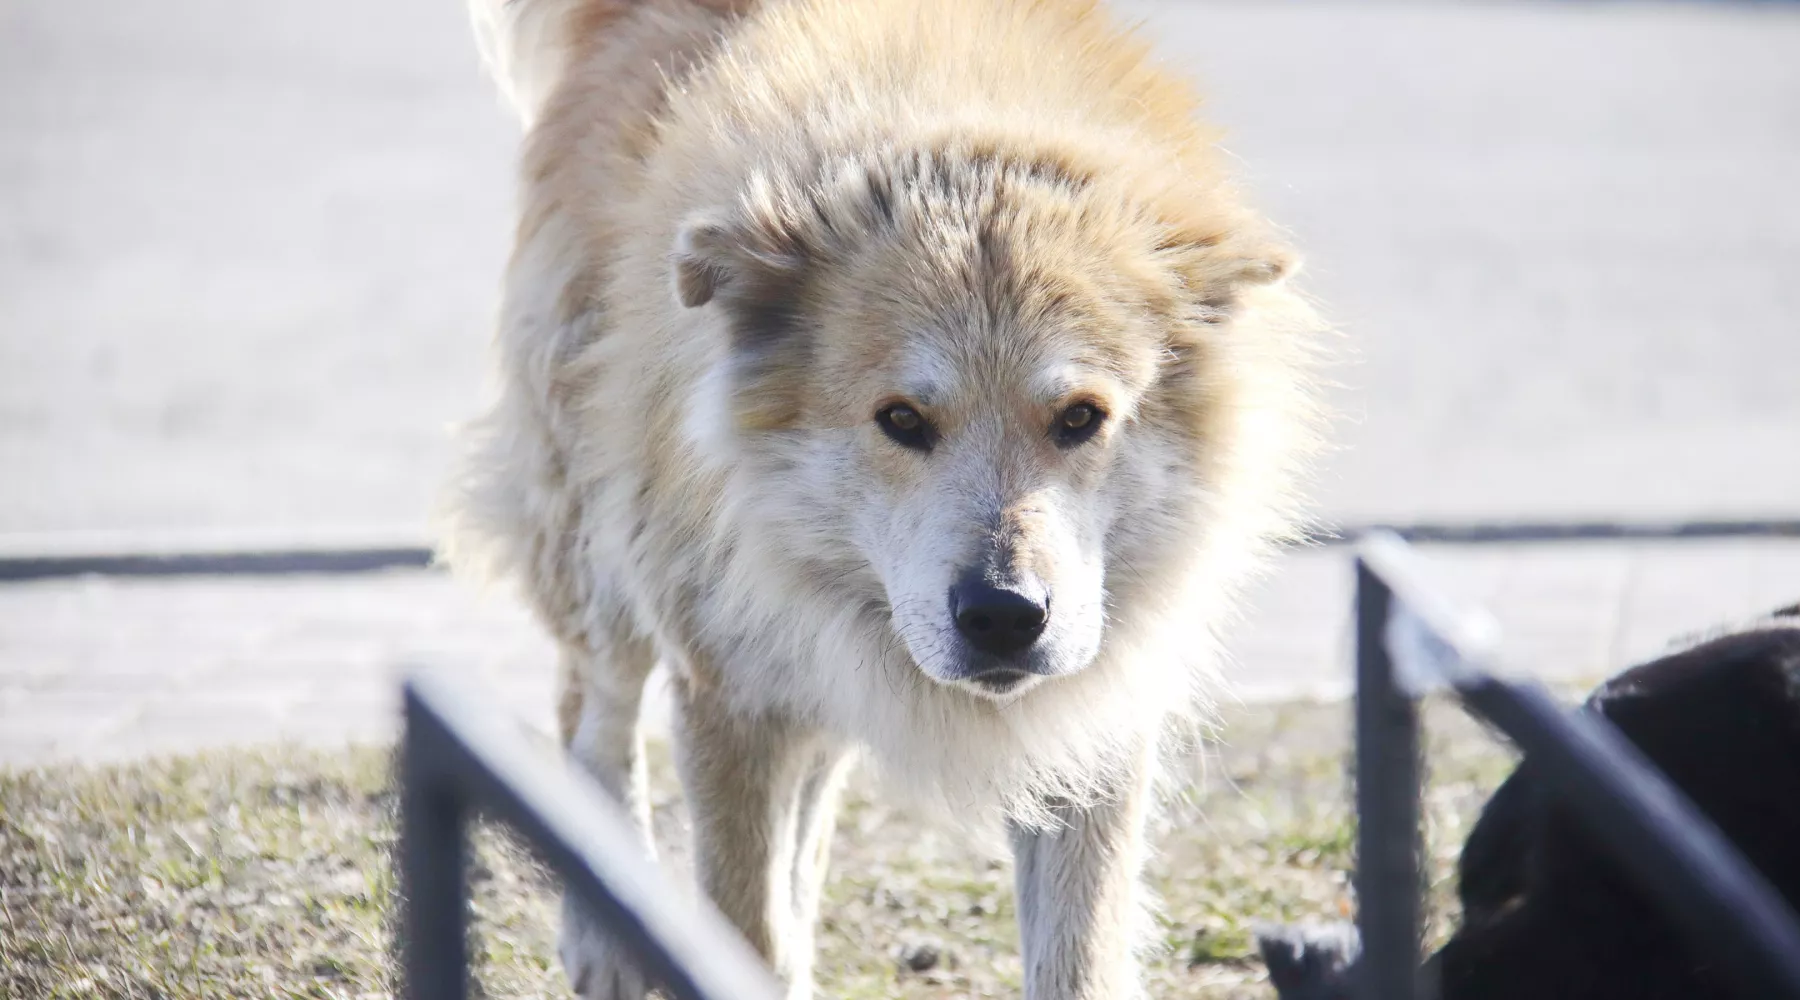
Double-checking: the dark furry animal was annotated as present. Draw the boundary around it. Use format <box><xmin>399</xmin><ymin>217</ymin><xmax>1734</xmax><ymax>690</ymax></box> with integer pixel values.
<box><xmin>1260</xmin><ymin>604</ymin><xmax>1800</xmax><ymax>1000</ymax></box>
<box><xmin>1434</xmin><ymin>608</ymin><xmax>1800</xmax><ymax>999</ymax></box>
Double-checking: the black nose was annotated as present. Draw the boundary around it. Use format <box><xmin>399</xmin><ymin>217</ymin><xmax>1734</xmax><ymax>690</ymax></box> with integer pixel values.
<box><xmin>951</xmin><ymin>576</ymin><xmax>1048</xmax><ymax>657</ymax></box>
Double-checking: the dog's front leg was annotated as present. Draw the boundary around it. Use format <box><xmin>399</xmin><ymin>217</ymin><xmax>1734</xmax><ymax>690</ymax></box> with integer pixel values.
<box><xmin>673</xmin><ymin>676</ymin><xmax>846</xmax><ymax>1000</ymax></box>
<box><xmin>1009</xmin><ymin>745</ymin><xmax>1158</xmax><ymax>1000</ymax></box>
<box><xmin>558</xmin><ymin>634</ymin><xmax>660</xmax><ymax>1000</ymax></box>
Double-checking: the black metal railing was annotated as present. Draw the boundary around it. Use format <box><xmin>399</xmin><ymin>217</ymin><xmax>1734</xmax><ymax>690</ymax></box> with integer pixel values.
<box><xmin>399</xmin><ymin>673</ymin><xmax>781</xmax><ymax>1000</ymax></box>
<box><xmin>1352</xmin><ymin>530</ymin><xmax>1800</xmax><ymax>1000</ymax></box>
<box><xmin>8</xmin><ymin>517</ymin><xmax>1799</xmax><ymax>582</ymax></box>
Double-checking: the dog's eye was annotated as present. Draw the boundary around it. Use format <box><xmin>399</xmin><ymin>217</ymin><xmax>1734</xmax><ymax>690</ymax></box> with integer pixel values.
<box><xmin>876</xmin><ymin>404</ymin><xmax>933</xmax><ymax>451</ymax></box>
<box><xmin>1055</xmin><ymin>403</ymin><xmax>1105</xmax><ymax>446</ymax></box>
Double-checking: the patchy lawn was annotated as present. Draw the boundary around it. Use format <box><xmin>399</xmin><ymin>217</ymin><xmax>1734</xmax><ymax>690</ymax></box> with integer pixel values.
<box><xmin>1</xmin><ymin>699</ymin><xmax>1518</xmax><ymax>999</ymax></box>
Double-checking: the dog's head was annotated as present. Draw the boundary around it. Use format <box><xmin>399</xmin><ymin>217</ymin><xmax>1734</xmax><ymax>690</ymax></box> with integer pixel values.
<box><xmin>676</xmin><ymin>151</ymin><xmax>1299</xmax><ymax>699</ymax></box>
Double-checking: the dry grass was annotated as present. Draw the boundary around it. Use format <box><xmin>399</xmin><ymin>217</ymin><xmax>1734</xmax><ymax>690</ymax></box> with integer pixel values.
<box><xmin>1</xmin><ymin>698</ymin><xmax>1519</xmax><ymax>999</ymax></box>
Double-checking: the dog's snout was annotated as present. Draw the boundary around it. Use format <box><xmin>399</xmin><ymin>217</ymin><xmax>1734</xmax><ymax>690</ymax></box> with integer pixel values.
<box><xmin>951</xmin><ymin>575</ymin><xmax>1048</xmax><ymax>657</ymax></box>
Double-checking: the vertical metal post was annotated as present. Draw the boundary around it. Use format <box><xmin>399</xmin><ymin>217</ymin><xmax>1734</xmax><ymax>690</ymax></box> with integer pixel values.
<box><xmin>402</xmin><ymin>692</ymin><xmax>468</xmax><ymax>1000</ymax></box>
<box><xmin>1354</xmin><ymin>555</ymin><xmax>1421</xmax><ymax>1000</ymax></box>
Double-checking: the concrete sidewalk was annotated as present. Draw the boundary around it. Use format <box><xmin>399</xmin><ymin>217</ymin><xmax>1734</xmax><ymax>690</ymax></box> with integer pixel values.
<box><xmin>3</xmin><ymin>539</ymin><xmax>1794</xmax><ymax>767</ymax></box>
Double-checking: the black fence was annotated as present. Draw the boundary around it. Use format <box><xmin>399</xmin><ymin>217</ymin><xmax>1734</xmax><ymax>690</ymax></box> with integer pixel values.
<box><xmin>1353</xmin><ymin>530</ymin><xmax>1800</xmax><ymax>1000</ymax></box>
<box><xmin>8</xmin><ymin>517</ymin><xmax>1800</xmax><ymax>582</ymax></box>
<box><xmin>399</xmin><ymin>674</ymin><xmax>781</xmax><ymax>1000</ymax></box>
<box><xmin>397</xmin><ymin>532</ymin><xmax>1800</xmax><ymax>1000</ymax></box>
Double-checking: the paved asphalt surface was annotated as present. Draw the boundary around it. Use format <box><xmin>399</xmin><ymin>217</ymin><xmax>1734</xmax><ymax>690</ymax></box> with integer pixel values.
<box><xmin>4</xmin><ymin>0</ymin><xmax>1798</xmax><ymax>540</ymax></box>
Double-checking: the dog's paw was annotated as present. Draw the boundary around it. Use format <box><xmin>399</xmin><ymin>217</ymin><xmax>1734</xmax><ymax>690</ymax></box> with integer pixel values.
<box><xmin>1253</xmin><ymin>921</ymin><xmax>1360</xmax><ymax>1000</ymax></box>
<box><xmin>560</xmin><ymin>899</ymin><xmax>651</xmax><ymax>1000</ymax></box>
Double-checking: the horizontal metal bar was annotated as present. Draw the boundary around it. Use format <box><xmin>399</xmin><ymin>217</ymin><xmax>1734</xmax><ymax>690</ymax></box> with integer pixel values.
<box><xmin>1453</xmin><ymin>674</ymin><xmax>1800</xmax><ymax>1000</ymax></box>
<box><xmin>0</xmin><ymin>546</ymin><xmax>432</xmax><ymax>581</ymax></box>
<box><xmin>1313</xmin><ymin>517</ymin><xmax>1800</xmax><ymax>546</ymax></box>
<box><xmin>402</xmin><ymin>673</ymin><xmax>782</xmax><ymax>1000</ymax></box>
<box><xmin>4</xmin><ymin>517</ymin><xmax>1798</xmax><ymax>582</ymax></box>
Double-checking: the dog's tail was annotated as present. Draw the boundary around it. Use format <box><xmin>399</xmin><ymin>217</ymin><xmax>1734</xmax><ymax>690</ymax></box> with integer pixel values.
<box><xmin>466</xmin><ymin>0</ymin><xmax>590</xmax><ymax>124</ymax></box>
<box><xmin>466</xmin><ymin>0</ymin><xmax>750</xmax><ymax>126</ymax></box>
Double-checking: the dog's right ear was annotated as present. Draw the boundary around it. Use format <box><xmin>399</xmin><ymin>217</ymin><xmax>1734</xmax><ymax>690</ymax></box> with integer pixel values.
<box><xmin>670</xmin><ymin>211</ymin><xmax>810</xmax><ymax>311</ymax></box>
<box><xmin>671</xmin><ymin>210</ymin><xmax>815</xmax><ymax>431</ymax></box>
<box><xmin>672</xmin><ymin>218</ymin><xmax>735</xmax><ymax>308</ymax></box>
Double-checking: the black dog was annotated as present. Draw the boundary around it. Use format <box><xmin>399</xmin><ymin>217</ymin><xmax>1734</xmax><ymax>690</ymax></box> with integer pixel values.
<box><xmin>1261</xmin><ymin>604</ymin><xmax>1800</xmax><ymax>1000</ymax></box>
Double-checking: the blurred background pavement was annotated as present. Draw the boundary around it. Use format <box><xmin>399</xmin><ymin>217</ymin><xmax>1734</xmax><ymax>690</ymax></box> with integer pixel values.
<box><xmin>2</xmin><ymin>0</ymin><xmax>1798</xmax><ymax>762</ymax></box>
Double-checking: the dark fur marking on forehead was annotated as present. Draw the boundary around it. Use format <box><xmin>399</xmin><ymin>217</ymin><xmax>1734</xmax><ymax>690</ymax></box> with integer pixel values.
<box><xmin>793</xmin><ymin>144</ymin><xmax>1093</xmax><ymax>241</ymax></box>
<box><xmin>714</xmin><ymin>145</ymin><xmax>1121</xmax><ymax>383</ymax></box>
<box><xmin>733</xmin><ymin>291</ymin><xmax>807</xmax><ymax>351</ymax></box>
<box><xmin>744</xmin><ymin>146</ymin><xmax>1102</xmax><ymax>347</ymax></box>
<box><xmin>1195</xmin><ymin>295</ymin><xmax>1234</xmax><ymax>325</ymax></box>
<box><xmin>956</xmin><ymin>143</ymin><xmax>1095</xmax><ymax>191</ymax></box>
<box><xmin>910</xmin><ymin>147</ymin><xmax>1093</xmax><ymax>213</ymax></box>
<box><xmin>714</xmin><ymin>256</ymin><xmax>817</xmax><ymax>358</ymax></box>
<box><xmin>1157</xmin><ymin>230</ymin><xmax>1223</xmax><ymax>252</ymax></box>
<box><xmin>865</xmin><ymin>176</ymin><xmax>895</xmax><ymax>226</ymax></box>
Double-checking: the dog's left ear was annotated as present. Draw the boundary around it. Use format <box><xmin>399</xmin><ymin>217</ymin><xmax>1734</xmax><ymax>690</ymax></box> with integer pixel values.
<box><xmin>1160</xmin><ymin>224</ymin><xmax>1300</xmax><ymax>324</ymax></box>
<box><xmin>1230</xmin><ymin>241</ymin><xmax>1300</xmax><ymax>288</ymax></box>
